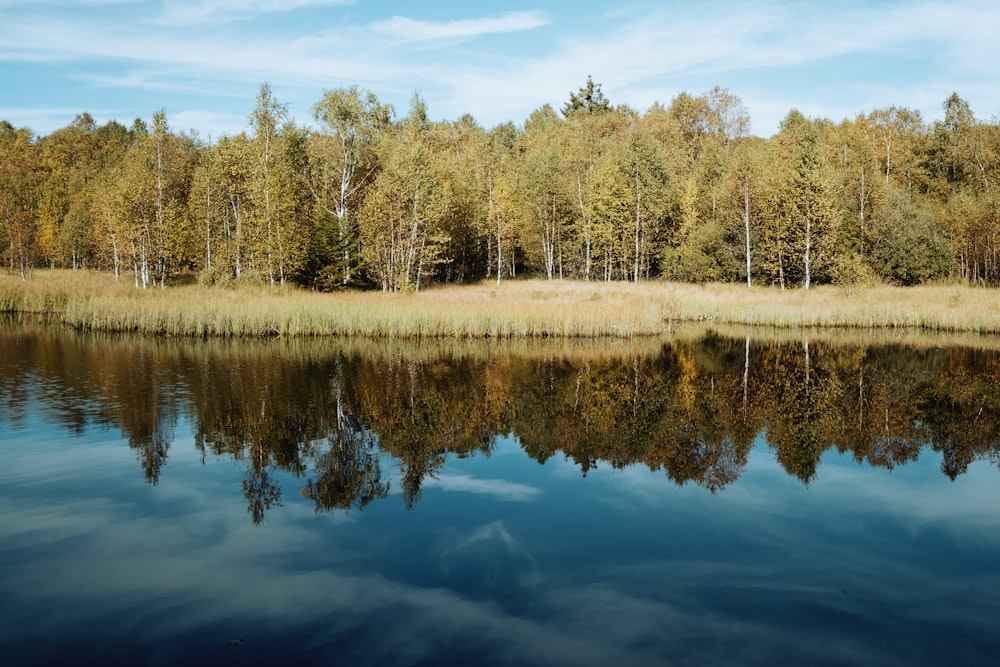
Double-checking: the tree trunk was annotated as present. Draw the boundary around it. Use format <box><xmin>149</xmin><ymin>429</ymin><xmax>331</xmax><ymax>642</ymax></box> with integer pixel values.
<box><xmin>577</xmin><ymin>172</ymin><xmax>592</xmax><ymax>281</ymax></box>
<box><xmin>743</xmin><ymin>176</ymin><xmax>751</xmax><ymax>287</ymax></box>
<box><xmin>633</xmin><ymin>172</ymin><xmax>641</xmax><ymax>283</ymax></box>
<box><xmin>859</xmin><ymin>166</ymin><xmax>866</xmax><ymax>261</ymax></box>
<box><xmin>804</xmin><ymin>214</ymin><xmax>812</xmax><ymax>290</ymax></box>
<box><xmin>742</xmin><ymin>334</ymin><xmax>750</xmax><ymax>418</ymax></box>
<box><xmin>778</xmin><ymin>246</ymin><xmax>785</xmax><ymax>290</ymax></box>
<box><xmin>205</xmin><ymin>184</ymin><xmax>212</xmax><ymax>269</ymax></box>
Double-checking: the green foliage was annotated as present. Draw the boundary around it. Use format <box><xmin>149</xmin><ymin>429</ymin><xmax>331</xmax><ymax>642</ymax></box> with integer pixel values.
<box><xmin>197</xmin><ymin>264</ymin><xmax>234</xmax><ymax>287</ymax></box>
<box><xmin>776</xmin><ymin>112</ymin><xmax>841</xmax><ymax>288</ymax></box>
<box><xmin>301</xmin><ymin>208</ymin><xmax>370</xmax><ymax>291</ymax></box>
<box><xmin>4</xmin><ymin>85</ymin><xmax>1000</xmax><ymax>287</ymax></box>
<box><xmin>562</xmin><ymin>76</ymin><xmax>611</xmax><ymax>117</ymax></box>
<box><xmin>828</xmin><ymin>251</ymin><xmax>877</xmax><ymax>287</ymax></box>
<box><xmin>357</xmin><ymin>93</ymin><xmax>454</xmax><ymax>292</ymax></box>
<box><xmin>234</xmin><ymin>267</ymin><xmax>267</xmax><ymax>287</ymax></box>
<box><xmin>668</xmin><ymin>220</ymin><xmax>736</xmax><ymax>283</ymax></box>
<box><xmin>868</xmin><ymin>190</ymin><xmax>953</xmax><ymax>285</ymax></box>
<box><xmin>0</xmin><ymin>121</ymin><xmax>44</xmax><ymax>278</ymax></box>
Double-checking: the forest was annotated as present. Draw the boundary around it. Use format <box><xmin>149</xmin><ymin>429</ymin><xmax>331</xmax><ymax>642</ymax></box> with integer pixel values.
<box><xmin>2</xmin><ymin>79</ymin><xmax>999</xmax><ymax>291</ymax></box>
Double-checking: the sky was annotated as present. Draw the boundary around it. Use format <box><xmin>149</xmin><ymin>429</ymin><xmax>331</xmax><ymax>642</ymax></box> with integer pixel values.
<box><xmin>1</xmin><ymin>0</ymin><xmax>999</xmax><ymax>140</ymax></box>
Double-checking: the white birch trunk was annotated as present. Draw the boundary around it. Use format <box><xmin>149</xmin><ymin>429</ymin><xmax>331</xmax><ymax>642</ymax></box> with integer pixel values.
<box><xmin>743</xmin><ymin>176</ymin><xmax>751</xmax><ymax>287</ymax></box>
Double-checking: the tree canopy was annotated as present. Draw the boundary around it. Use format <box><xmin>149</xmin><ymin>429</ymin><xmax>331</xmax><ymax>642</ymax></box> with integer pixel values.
<box><xmin>4</xmin><ymin>83</ymin><xmax>1000</xmax><ymax>289</ymax></box>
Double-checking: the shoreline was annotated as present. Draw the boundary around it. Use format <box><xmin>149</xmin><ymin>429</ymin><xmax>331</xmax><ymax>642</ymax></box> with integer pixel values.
<box><xmin>3</xmin><ymin>270</ymin><xmax>1000</xmax><ymax>339</ymax></box>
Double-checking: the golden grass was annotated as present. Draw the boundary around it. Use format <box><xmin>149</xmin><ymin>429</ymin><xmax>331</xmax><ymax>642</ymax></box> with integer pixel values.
<box><xmin>3</xmin><ymin>269</ymin><xmax>1000</xmax><ymax>338</ymax></box>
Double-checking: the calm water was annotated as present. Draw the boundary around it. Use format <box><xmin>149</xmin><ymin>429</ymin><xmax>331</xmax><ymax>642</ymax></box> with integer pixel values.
<box><xmin>2</xmin><ymin>322</ymin><xmax>1000</xmax><ymax>666</ymax></box>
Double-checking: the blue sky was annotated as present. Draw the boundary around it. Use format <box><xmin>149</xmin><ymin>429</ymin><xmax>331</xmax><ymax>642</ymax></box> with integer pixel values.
<box><xmin>2</xmin><ymin>0</ymin><xmax>998</xmax><ymax>139</ymax></box>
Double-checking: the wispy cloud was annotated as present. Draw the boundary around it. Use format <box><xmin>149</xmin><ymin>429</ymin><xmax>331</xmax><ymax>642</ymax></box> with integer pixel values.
<box><xmin>0</xmin><ymin>0</ymin><xmax>139</xmax><ymax>6</ymax></box>
<box><xmin>158</xmin><ymin>0</ymin><xmax>357</xmax><ymax>25</ymax></box>
<box><xmin>440</xmin><ymin>0</ymin><xmax>1000</xmax><ymax>131</ymax></box>
<box><xmin>428</xmin><ymin>474</ymin><xmax>542</xmax><ymax>502</ymax></box>
<box><xmin>169</xmin><ymin>109</ymin><xmax>251</xmax><ymax>139</ymax></box>
<box><xmin>0</xmin><ymin>107</ymin><xmax>108</xmax><ymax>134</ymax></box>
<box><xmin>443</xmin><ymin>521</ymin><xmax>520</xmax><ymax>554</ymax></box>
<box><xmin>2</xmin><ymin>0</ymin><xmax>999</xmax><ymax>137</ymax></box>
<box><xmin>370</xmin><ymin>11</ymin><xmax>548</xmax><ymax>41</ymax></box>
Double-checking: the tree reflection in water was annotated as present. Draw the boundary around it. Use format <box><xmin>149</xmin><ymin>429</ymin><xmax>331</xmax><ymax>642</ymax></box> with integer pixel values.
<box><xmin>3</xmin><ymin>321</ymin><xmax>1000</xmax><ymax>523</ymax></box>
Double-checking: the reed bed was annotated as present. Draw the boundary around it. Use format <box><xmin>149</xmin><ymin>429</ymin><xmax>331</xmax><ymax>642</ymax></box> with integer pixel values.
<box><xmin>2</xmin><ymin>270</ymin><xmax>1000</xmax><ymax>338</ymax></box>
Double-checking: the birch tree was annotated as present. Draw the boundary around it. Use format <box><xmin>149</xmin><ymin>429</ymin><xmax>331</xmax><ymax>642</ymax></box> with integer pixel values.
<box><xmin>0</xmin><ymin>122</ymin><xmax>43</xmax><ymax>278</ymax></box>
<box><xmin>517</xmin><ymin>105</ymin><xmax>573</xmax><ymax>279</ymax></box>
<box><xmin>559</xmin><ymin>108</ymin><xmax>627</xmax><ymax>280</ymax></box>
<box><xmin>309</xmin><ymin>86</ymin><xmax>392</xmax><ymax>287</ymax></box>
<box><xmin>826</xmin><ymin>117</ymin><xmax>885</xmax><ymax>281</ymax></box>
<box><xmin>477</xmin><ymin>123</ymin><xmax>519</xmax><ymax>284</ymax></box>
<box><xmin>618</xmin><ymin>126</ymin><xmax>671</xmax><ymax>281</ymax></box>
<box><xmin>777</xmin><ymin>111</ymin><xmax>840</xmax><ymax>289</ymax></box>
<box><xmin>359</xmin><ymin>94</ymin><xmax>450</xmax><ymax>291</ymax></box>
<box><xmin>722</xmin><ymin>138</ymin><xmax>775</xmax><ymax>286</ymax></box>
<box><xmin>215</xmin><ymin>134</ymin><xmax>255</xmax><ymax>279</ymax></box>
<box><xmin>248</xmin><ymin>83</ymin><xmax>287</xmax><ymax>285</ymax></box>
<box><xmin>36</xmin><ymin>113</ymin><xmax>98</xmax><ymax>269</ymax></box>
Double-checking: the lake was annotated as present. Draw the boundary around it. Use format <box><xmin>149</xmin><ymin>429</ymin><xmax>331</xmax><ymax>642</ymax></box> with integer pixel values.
<box><xmin>2</xmin><ymin>320</ymin><xmax>999</xmax><ymax>666</ymax></box>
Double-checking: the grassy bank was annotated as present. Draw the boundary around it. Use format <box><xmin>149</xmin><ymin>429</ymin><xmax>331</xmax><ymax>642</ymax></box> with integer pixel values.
<box><xmin>2</xmin><ymin>270</ymin><xmax>999</xmax><ymax>338</ymax></box>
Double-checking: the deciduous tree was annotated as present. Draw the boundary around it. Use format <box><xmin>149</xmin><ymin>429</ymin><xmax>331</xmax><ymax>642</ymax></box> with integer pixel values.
<box><xmin>308</xmin><ymin>86</ymin><xmax>392</xmax><ymax>287</ymax></box>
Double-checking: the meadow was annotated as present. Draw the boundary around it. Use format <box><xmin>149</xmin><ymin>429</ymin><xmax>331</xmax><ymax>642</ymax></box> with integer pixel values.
<box><xmin>2</xmin><ymin>270</ymin><xmax>999</xmax><ymax>338</ymax></box>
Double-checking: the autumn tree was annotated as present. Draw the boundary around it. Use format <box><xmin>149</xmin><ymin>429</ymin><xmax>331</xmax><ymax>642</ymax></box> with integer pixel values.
<box><xmin>930</xmin><ymin>94</ymin><xmax>1000</xmax><ymax>282</ymax></box>
<box><xmin>359</xmin><ymin>94</ymin><xmax>451</xmax><ymax>291</ymax></box>
<box><xmin>721</xmin><ymin>137</ymin><xmax>776</xmax><ymax>286</ymax></box>
<box><xmin>618</xmin><ymin>126</ymin><xmax>672</xmax><ymax>281</ymax></box>
<box><xmin>211</xmin><ymin>134</ymin><xmax>255</xmax><ymax>280</ymax></box>
<box><xmin>36</xmin><ymin>113</ymin><xmax>97</xmax><ymax>269</ymax></box>
<box><xmin>826</xmin><ymin>117</ymin><xmax>885</xmax><ymax>281</ymax></box>
<box><xmin>516</xmin><ymin>105</ymin><xmax>574</xmax><ymax>279</ymax></box>
<box><xmin>866</xmin><ymin>106</ymin><xmax>926</xmax><ymax>190</ymax></box>
<box><xmin>96</xmin><ymin>112</ymin><xmax>196</xmax><ymax>288</ymax></box>
<box><xmin>477</xmin><ymin>122</ymin><xmax>520</xmax><ymax>284</ymax></box>
<box><xmin>307</xmin><ymin>86</ymin><xmax>393</xmax><ymax>288</ymax></box>
<box><xmin>560</xmin><ymin>106</ymin><xmax>631</xmax><ymax>280</ymax></box>
<box><xmin>868</xmin><ymin>187</ymin><xmax>952</xmax><ymax>284</ymax></box>
<box><xmin>776</xmin><ymin>111</ymin><xmax>840</xmax><ymax>289</ymax></box>
<box><xmin>659</xmin><ymin>88</ymin><xmax>750</xmax><ymax>283</ymax></box>
<box><xmin>0</xmin><ymin>122</ymin><xmax>43</xmax><ymax>278</ymax></box>
<box><xmin>248</xmin><ymin>83</ymin><xmax>285</xmax><ymax>285</ymax></box>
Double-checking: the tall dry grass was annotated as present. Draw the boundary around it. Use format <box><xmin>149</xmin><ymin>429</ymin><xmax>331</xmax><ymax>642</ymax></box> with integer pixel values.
<box><xmin>3</xmin><ymin>270</ymin><xmax>1000</xmax><ymax>338</ymax></box>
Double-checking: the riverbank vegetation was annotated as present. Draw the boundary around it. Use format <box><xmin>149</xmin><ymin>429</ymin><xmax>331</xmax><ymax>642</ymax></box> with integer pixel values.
<box><xmin>3</xmin><ymin>80</ymin><xmax>1000</xmax><ymax>293</ymax></box>
<box><xmin>3</xmin><ymin>270</ymin><xmax>999</xmax><ymax>337</ymax></box>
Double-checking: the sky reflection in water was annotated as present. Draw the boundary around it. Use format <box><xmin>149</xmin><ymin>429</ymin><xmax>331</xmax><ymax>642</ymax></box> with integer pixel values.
<box><xmin>1</xmin><ymin>327</ymin><xmax>999</xmax><ymax>666</ymax></box>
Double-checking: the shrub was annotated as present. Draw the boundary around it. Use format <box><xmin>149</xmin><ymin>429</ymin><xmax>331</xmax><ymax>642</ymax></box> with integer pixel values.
<box><xmin>234</xmin><ymin>268</ymin><xmax>266</xmax><ymax>287</ymax></box>
<box><xmin>868</xmin><ymin>191</ymin><xmax>953</xmax><ymax>285</ymax></box>
<box><xmin>197</xmin><ymin>265</ymin><xmax>234</xmax><ymax>287</ymax></box>
<box><xmin>668</xmin><ymin>220</ymin><xmax>737</xmax><ymax>283</ymax></box>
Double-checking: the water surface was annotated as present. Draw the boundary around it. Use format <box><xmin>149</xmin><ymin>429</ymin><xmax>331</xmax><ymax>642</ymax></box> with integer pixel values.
<box><xmin>2</xmin><ymin>323</ymin><xmax>999</xmax><ymax>666</ymax></box>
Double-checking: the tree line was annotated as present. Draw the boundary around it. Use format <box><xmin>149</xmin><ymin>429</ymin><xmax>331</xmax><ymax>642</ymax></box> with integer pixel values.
<box><xmin>2</xmin><ymin>79</ymin><xmax>999</xmax><ymax>290</ymax></box>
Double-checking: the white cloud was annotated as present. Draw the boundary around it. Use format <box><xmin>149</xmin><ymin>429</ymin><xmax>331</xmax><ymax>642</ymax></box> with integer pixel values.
<box><xmin>433</xmin><ymin>0</ymin><xmax>1000</xmax><ymax>130</ymax></box>
<box><xmin>168</xmin><ymin>109</ymin><xmax>250</xmax><ymax>139</ymax></box>
<box><xmin>370</xmin><ymin>11</ymin><xmax>549</xmax><ymax>41</ymax></box>
<box><xmin>0</xmin><ymin>0</ymin><xmax>139</xmax><ymax>6</ymax></box>
<box><xmin>3</xmin><ymin>0</ymin><xmax>1000</xmax><ymax>136</ymax></box>
<box><xmin>427</xmin><ymin>473</ymin><xmax>542</xmax><ymax>502</ymax></box>
<box><xmin>0</xmin><ymin>107</ymin><xmax>100</xmax><ymax>133</ymax></box>
<box><xmin>158</xmin><ymin>0</ymin><xmax>357</xmax><ymax>26</ymax></box>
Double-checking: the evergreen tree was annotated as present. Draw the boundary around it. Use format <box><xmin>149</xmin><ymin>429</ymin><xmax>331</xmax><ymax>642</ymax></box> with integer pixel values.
<box><xmin>562</xmin><ymin>76</ymin><xmax>611</xmax><ymax>117</ymax></box>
